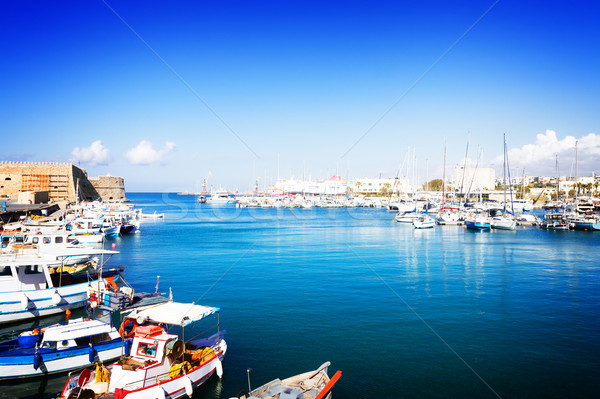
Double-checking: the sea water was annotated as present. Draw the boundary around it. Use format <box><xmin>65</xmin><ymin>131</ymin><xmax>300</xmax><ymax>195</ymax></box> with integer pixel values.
<box><xmin>2</xmin><ymin>192</ymin><xmax>599</xmax><ymax>398</ymax></box>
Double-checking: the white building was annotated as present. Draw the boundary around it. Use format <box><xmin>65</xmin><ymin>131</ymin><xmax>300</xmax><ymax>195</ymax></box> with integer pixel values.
<box><xmin>274</xmin><ymin>176</ymin><xmax>348</xmax><ymax>195</ymax></box>
<box><xmin>452</xmin><ymin>166</ymin><xmax>495</xmax><ymax>194</ymax></box>
<box><xmin>350</xmin><ymin>178</ymin><xmax>412</xmax><ymax>195</ymax></box>
<box><xmin>271</xmin><ymin>176</ymin><xmax>412</xmax><ymax>196</ymax></box>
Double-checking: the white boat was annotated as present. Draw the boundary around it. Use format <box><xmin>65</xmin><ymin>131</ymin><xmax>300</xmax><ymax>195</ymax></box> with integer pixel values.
<box><xmin>490</xmin><ymin>215</ymin><xmax>517</xmax><ymax>230</ymax></box>
<box><xmin>2</xmin><ymin>231</ymin><xmax>93</xmax><ymax>266</ymax></box>
<box><xmin>234</xmin><ymin>362</ymin><xmax>341</xmax><ymax>399</ymax></box>
<box><xmin>207</xmin><ymin>190</ymin><xmax>237</xmax><ymax>205</ymax></box>
<box><xmin>0</xmin><ymin>248</ymin><xmax>117</xmax><ymax>325</ymax></box>
<box><xmin>59</xmin><ymin>301</ymin><xmax>226</xmax><ymax>399</ymax></box>
<box><xmin>436</xmin><ymin>208</ymin><xmax>463</xmax><ymax>225</ymax></box>
<box><xmin>141</xmin><ymin>211</ymin><xmax>164</xmax><ymax>219</ymax></box>
<box><xmin>412</xmin><ymin>215</ymin><xmax>435</xmax><ymax>229</ymax></box>
<box><xmin>490</xmin><ymin>135</ymin><xmax>517</xmax><ymax>231</ymax></box>
<box><xmin>394</xmin><ymin>211</ymin><xmax>419</xmax><ymax>223</ymax></box>
<box><xmin>0</xmin><ymin>317</ymin><xmax>123</xmax><ymax>379</ymax></box>
<box><xmin>516</xmin><ymin>214</ymin><xmax>538</xmax><ymax>226</ymax></box>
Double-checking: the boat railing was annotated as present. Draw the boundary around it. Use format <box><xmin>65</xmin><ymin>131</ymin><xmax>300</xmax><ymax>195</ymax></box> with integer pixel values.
<box><xmin>118</xmin><ymin>342</ymin><xmax>223</xmax><ymax>390</ymax></box>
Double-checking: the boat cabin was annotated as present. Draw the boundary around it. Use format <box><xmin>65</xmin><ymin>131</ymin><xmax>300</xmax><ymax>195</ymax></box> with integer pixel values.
<box><xmin>38</xmin><ymin>318</ymin><xmax>117</xmax><ymax>350</ymax></box>
<box><xmin>0</xmin><ymin>259</ymin><xmax>53</xmax><ymax>292</ymax></box>
<box><xmin>108</xmin><ymin>325</ymin><xmax>179</xmax><ymax>391</ymax></box>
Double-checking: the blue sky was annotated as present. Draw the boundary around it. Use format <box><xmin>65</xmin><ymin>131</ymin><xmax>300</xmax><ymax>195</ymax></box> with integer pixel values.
<box><xmin>1</xmin><ymin>1</ymin><xmax>599</xmax><ymax>191</ymax></box>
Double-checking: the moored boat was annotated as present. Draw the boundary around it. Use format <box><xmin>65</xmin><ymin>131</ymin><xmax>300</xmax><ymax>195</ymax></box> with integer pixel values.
<box><xmin>465</xmin><ymin>214</ymin><xmax>491</xmax><ymax>231</ymax></box>
<box><xmin>412</xmin><ymin>215</ymin><xmax>435</xmax><ymax>229</ymax></box>
<box><xmin>58</xmin><ymin>300</ymin><xmax>226</xmax><ymax>399</ymax></box>
<box><xmin>0</xmin><ymin>317</ymin><xmax>125</xmax><ymax>380</ymax></box>
<box><xmin>0</xmin><ymin>248</ymin><xmax>118</xmax><ymax>325</ymax></box>
<box><xmin>234</xmin><ymin>362</ymin><xmax>341</xmax><ymax>399</ymax></box>
<box><xmin>539</xmin><ymin>213</ymin><xmax>569</xmax><ymax>230</ymax></box>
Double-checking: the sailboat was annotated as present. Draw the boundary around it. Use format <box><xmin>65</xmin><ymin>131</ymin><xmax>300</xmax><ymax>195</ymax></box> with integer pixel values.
<box><xmin>539</xmin><ymin>155</ymin><xmax>569</xmax><ymax>230</ymax></box>
<box><xmin>491</xmin><ymin>134</ymin><xmax>517</xmax><ymax>230</ymax></box>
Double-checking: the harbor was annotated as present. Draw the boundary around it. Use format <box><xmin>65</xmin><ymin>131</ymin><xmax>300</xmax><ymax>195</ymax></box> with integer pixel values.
<box><xmin>0</xmin><ymin>192</ymin><xmax>597</xmax><ymax>397</ymax></box>
<box><xmin>2</xmin><ymin>1</ymin><xmax>600</xmax><ymax>397</ymax></box>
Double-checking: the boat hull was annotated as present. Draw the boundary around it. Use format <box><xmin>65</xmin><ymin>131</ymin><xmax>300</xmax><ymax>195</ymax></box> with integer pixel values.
<box><xmin>465</xmin><ymin>221</ymin><xmax>491</xmax><ymax>231</ymax></box>
<box><xmin>119</xmin><ymin>351</ymin><xmax>224</xmax><ymax>399</ymax></box>
<box><xmin>0</xmin><ymin>281</ymin><xmax>93</xmax><ymax>325</ymax></box>
<box><xmin>0</xmin><ymin>339</ymin><xmax>123</xmax><ymax>380</ymax></box>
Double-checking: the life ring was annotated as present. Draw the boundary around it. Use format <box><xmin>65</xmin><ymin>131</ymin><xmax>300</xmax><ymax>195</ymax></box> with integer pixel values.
<box><xmin>119</xmin><ymin>318</ymin><xmax>138</xmax><ymax>339</ymax></box>
<box><xmin>105</xmin><ymin>278</ymin><xmax>118</xmax><ymax>293</ymax></box>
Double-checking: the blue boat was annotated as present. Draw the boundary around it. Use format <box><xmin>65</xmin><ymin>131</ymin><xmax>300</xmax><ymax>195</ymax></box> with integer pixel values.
<box><xmin>465</xmin><ymin>215</ymin><xmax>491</xmax><ymax>231</ymax></box>
<box><xmin>0</xmin><ymin>317</ymin><xmax>129</xmax><ymax>379</ymax></box>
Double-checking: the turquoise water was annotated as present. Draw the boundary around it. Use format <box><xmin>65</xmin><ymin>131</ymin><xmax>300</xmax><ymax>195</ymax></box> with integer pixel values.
<box><xmin>3</xmin><ymin>192</ymin><xmax>600</xmax><ymax>398</ymax></box>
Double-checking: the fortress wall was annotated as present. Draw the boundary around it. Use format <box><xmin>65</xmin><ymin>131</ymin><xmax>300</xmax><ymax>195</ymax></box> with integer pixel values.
<box><xmin>88</xmin><ymin>175</ymin><xmax>127</xmax><ymax>201</ymax></box>
<box><xmin>0</xmin><ymin>161</ymin><xmax>105</xmax><ymax>202</ymax></box>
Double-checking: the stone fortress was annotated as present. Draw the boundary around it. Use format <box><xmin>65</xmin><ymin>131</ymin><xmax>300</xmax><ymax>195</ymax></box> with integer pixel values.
<box><xmin>0</xmin><ymin>161</ymin><xmax>126</xmax><ymax>203</ymax></box>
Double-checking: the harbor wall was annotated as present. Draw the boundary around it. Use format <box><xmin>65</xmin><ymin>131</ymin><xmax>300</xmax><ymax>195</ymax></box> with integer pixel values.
<box><xmin>0</xmin><ymin>161</ymin><xmax>126</xmax><ymax>202</ymax></box>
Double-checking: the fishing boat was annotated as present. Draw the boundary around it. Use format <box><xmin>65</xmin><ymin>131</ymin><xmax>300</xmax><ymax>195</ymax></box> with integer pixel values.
<box><xmin>233</xmin><ymin>362</ymin><xmax>341</xmax><ymax>399</ymax></box>
<box><xmin>0</xmin><ymin>317</ymin><xmax>125</xmax><ymax>380</ymax></box>
<box><xmin>412</xmin><ymin>215</ymin><xmax>435</xmax><ymax>229</ymax></box>
<box><xmin>58</xmin><ymin>301</ymin><xmax>226</xmax><ymax>399</ymax></box>
<box><xmin>0</xmin><ymin>248</ymin><xmax>118</xmax><ymax>325</ymax></box>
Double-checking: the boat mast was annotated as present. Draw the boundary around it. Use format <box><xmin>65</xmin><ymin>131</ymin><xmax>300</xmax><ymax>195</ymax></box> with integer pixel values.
<box><xmin>503</xmin><ymin>134</ymin><xmax>507</xmax><ymax>211</ymax></box>
<box><xmin>556</xmin><ymin>154</ymin><xmax>559</xmax><ymax>207</ymax></box>
<box><xmin>575</xmin><ymin>140</ymin><xmax>579</xmax><ymax>201</ymax></box>
<box><xmin>459</xmin><ymin>132</ymin><xmax>470</xmax><ymax>206</ymax></box>
<box><xmin>442</xmin><ymin>142</ymin><xmax>446</xmax><ymax>206</ymax></box>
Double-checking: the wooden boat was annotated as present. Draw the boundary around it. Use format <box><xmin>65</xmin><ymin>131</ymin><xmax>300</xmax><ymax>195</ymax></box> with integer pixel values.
<box><xmin>58</xmin><ymin>301</ymin><xmax>226</xmax><ymax>399</ymax></box>
<box><xmin>233</xmin><ymin>362</ymin><xmax>341</xmax><ymax>399</ymax></box>
<box><xmin>0</xmin><ymin>317</ymin><xmax>124</xmax><ymax>380</ymax></box>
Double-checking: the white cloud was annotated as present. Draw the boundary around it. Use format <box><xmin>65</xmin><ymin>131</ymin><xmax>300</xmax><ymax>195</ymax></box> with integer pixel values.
<box><xmin>71</xmin><ymin>140</ymin><xmax>110</xmax><ymax>166</ymax></box>
<box><xmin>493</xmin><ymin>130</ymin><xmax>600</xmax><ymax>176</ymax></box>
<box><xmin>125</xmin><ymin>140</ymin><xmax>176</xmax><ymax>165</ymax></box>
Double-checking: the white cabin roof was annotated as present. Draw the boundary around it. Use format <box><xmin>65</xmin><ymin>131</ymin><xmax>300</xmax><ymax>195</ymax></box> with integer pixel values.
<box><xmin>0</xmin><ymin>248</ymin><xmax>117</xmax><ymax>266</ymax></box>
<box><xmin>125</xmin><ymin>301</ymin><xmax>219</xmax><ymax>327</ymax></box>
<box><xmin>42</xmin><ymin>318</ymin><xmax>113</xmax><ymax>342</ymax></box>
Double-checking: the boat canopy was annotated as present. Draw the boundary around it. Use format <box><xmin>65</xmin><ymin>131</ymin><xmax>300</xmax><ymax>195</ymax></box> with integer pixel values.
<box><xmin>125</xmin><ymin>301</ymin><xmax>219</xmax><ymax>327</ymax></box>
<box><xmin>42</xmin><ymin>319</ymin><xmax>113</xmax><ymax>342</ymax></box>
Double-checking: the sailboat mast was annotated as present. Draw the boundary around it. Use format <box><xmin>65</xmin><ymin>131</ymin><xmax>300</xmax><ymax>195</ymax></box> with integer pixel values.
<box><xmin>503</xmin><ymin>134</ymin><xmax>507</xmax><ymax>209</ymax></box>
<box><xmin>575</xmin><ymin>140</ymin><xmax>578</xmax><ymax>199</ymax></box>
<box><xmin>556</xmin><ymin>154</ymin><xmax>559</xmax><ymax>202</ymax></box>
<box><xmin>442</xmin><ymin>142</ymin><xmax>446</xmax><ymax>206</ymax></box>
